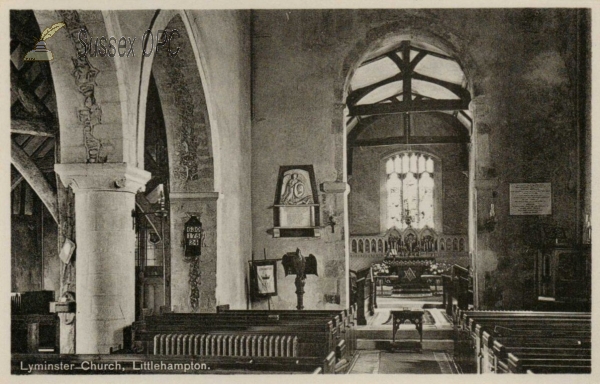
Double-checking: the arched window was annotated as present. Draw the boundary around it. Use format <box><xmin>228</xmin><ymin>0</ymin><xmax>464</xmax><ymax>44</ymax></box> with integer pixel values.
<box><xmin>385</xmin><ymin>152</ymin><xmax>436</xmax><ymax>230</ymax></box>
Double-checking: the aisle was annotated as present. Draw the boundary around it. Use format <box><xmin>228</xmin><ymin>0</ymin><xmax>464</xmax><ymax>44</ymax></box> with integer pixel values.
<box><xmin>349</xmin><ymin>350</ymin><xmax>457</xmax><ymax>374</ymax></box>
<box><xmin>355</xmin><ymin>296</ymin><xmax>454</xmax><ymax>351</ymax></box>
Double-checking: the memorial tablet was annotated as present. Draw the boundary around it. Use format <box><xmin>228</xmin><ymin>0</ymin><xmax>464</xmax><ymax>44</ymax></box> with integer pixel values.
<box><xmin>509</xmin><ymin>183</ymin><xmax>552</xmax><ymax>215</ymax></box>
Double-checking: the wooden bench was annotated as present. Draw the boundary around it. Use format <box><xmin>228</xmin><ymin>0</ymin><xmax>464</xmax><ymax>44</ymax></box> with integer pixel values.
<box><xmin>453</xmin><ymin>310</ymin><xmax>591</xmax><ymax>374</ymax></box>
<box><xmin>138</xmin><ymin>311</ymin><xmax>344</xmax><ymax>351</ymax></box>
<box><xmin>456</xmin><ymin>310</ymin><xmax>590</xmax><ymax>331</ymax></box>
<box><xmin>507</xmin><ymin>353</ymin><xmax>591</xmax><ymax>374</ymax></box>
<box><xmin>491</xmin><ymin>338</ymin><xmax>591</xmax><ymax>373</ymax></box>
<box><xmin>217</xmin><ymin>307</ymin><xmax>357</xmax><ymax>357</ymax></box>
<box><xmin>457</xmin><ymin>326</ymin><xmax>589</xmax><ymax>373</ymax></box>
<box><xmin>473</xmin><ymin>319</ymin><xmax>590</xmax><ymax>372</ymax></box>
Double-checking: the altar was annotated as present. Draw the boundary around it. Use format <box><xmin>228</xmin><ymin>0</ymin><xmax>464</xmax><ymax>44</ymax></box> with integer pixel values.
<box><xmin>350</xmin><ymin>223</ymin><xmax>467</xmax><ymax>298</ymax></box>
<box><xmin>373</xmin><ymin>257</ymin><xmax>433</xmax><ymax>296</ymax></box>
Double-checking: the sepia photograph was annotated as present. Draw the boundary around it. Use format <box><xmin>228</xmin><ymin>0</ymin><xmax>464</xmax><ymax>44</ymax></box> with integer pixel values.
<box><xmin>5</xmin><ymin>1</ymin><xmax>594</xmax><ymax>377</ymax></box>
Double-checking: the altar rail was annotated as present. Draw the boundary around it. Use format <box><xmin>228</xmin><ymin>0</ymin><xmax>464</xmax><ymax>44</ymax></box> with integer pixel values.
<box><xmin>350</xmin><ymin>233</ymin><xmax>468</xmax><ymax>259</ymax></box>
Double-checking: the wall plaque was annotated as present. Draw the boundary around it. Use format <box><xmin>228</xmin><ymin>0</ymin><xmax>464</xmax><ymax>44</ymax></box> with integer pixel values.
<box><xmin>509</xmin><ymin>183</ymin><xmax>552</xmax><ymax>215</ymax></box>
<box><xmin>184</xmin><ymin>215</ymin><xmax>202</xmax><ymax>257</ymax></box>
<box><xmin>272</xmin><ymin>165</ymin><xmax>320</xmax><ymax>237</ymax></box>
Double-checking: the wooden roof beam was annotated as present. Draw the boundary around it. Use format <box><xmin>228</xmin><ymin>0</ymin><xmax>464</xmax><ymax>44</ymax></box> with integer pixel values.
<box><xmin>10</xmin><ymin>63</ymin><xmax>54</xmax><ymax>119</ymax></box>
<box><xmin>351</xmin><ymin>135</ymin><xmax>470</xmax><ymax>147</ymax></box>
<box><xmin>11</xmin><ymin>119</ymin><xmax>55</xmax><ymax>137</ymax></box>
<box><xmin>11</xmin><ymin>175</ymin><xmax>23</xmax><ymax>191</ymax></box>
<box><xmin>11</xmin><ymin>141</ymin><xmax>58</xmax><ymax>222</ymax></box>
<box><xmin>348</xmin><ymin>99</ymin><xmax>470</xmax><ymax>116</ymax></box>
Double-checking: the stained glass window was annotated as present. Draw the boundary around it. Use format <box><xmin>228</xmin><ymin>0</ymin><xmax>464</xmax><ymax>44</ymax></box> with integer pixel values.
<box><xmin>385</xmin><ymin>152</ymin><xmax>436</xmax><ymax>229</ymax></box>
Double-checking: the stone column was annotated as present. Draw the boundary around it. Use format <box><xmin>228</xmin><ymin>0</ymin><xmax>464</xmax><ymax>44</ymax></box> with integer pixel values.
<box><xmin>55</xmin><ymin>163</ymin><xmax>150</xmax><ymax>354</ymax></box>
<box><xmin>169</xmin><ymin>192</ymin><xmax>218</xmax><ymax>313</ymax></box>
<box><xmin>469</xmin><ymin>95</ymin><xmax>499</xmax><ymax>309</ymax></box>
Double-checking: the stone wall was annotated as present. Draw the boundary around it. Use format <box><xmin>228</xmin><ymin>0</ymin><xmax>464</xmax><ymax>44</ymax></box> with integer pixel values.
<box><xmin>349</xmin><ymin>113</ymin><xmax>469</xmax><ymax>236</ymax></box>
<box><xmin>252</xmin><ymin>9</ymin><xmax>589</xmax><ymax>310</ymax></box>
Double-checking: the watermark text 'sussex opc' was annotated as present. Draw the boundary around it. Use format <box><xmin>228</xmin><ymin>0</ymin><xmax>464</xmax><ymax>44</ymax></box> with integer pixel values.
<box><xmin>77</xmin><ymin>28</ymin><xmax>181</xmax><ymax>58</ymax></box>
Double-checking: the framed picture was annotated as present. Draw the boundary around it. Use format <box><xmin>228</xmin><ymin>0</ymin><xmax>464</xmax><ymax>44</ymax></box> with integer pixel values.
<box><xmin>251</xmin><ymin>260</ymin><xmax>278</xmax><ymax>297</ymax></box>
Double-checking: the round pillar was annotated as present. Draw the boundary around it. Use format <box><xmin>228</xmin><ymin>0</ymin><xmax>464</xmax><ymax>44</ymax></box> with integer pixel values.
<box><xmin>55</xmin><ymin>163</ymin><xmax>150</xmax><ymax>354</ymax></box>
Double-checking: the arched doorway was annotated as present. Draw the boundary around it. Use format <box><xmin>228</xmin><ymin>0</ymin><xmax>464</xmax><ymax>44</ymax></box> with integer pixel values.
<box><xmin>344</xmin><ymin>37</ymin><xmax>473</xmax><ymax>315</ymax></box>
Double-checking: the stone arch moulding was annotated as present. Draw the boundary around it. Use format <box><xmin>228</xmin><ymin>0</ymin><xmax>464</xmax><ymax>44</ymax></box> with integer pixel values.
<box><xmin>135</xmin><ymin>10</ymin><xmax>221</xmax><ymax>194</ymax></box>
<box><xmin>338</xmin><ymin>21</ymin><xmax>480</xmax><ymax>104</ymax></box>
<box><xmin>33</xmin><ymin>10</ymin><xmax>127</xmax><ymax>164</ymax></box>
<box><xmin>137</xmin><ymin>10</ymin><xmax>221</xmax><ymax>313</ymax></box>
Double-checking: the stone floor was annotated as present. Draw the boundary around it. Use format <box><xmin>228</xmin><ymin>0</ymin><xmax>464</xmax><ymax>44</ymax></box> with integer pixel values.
<box><xmin>349</xmin><ymin>295</ymin><xmax>458</xmax><ymax>374</ymax></box>
<box><xmin>356</xmin><ymin>296</ymin><xmax>454</xmax><ymax>351</ymax></box>
<box><xmin>348</xmin><ymin>350</ymin><xmax>457</xmax><ymax>374</ymax></box>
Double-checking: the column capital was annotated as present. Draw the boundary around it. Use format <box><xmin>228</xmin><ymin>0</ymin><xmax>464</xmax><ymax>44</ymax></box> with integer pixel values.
<box><xmin>55</xmin><ymin>163</ymin><xmax>151</xmax><ymax>194</ymax></box>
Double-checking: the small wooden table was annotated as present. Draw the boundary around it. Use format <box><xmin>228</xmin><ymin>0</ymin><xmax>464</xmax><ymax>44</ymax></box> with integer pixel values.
<box><xmin>385</xmin><ymin>309</ymin><xmax>424</xmax><ymax>347</ymax></box>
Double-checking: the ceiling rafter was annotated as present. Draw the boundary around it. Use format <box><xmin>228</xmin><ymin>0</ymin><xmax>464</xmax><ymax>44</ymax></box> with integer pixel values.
<box><xmin>349</xmin><ymin>99</ymin><xmax>470</xmax><ymax>116</ymax></box>
<box><xmin>11</xmin><ymin>65</ymin><xmax>55</xmax><ymax>120</ymax></box>
<box><xmin>352</xmin><ymin>135</ymin><xmax>470</xmax><ymax>148</ymax></box>
<box><xmin>347</xmin><ymin>72</ymin><xmax>403</xmax><ymax>106</ymax></box>
<box><xmin>11</xmin><ymin>141</ymin><xmax>58</xmax><ymax>223</ymax></box>
<box><xmin>412</xmin><ymin>72</ymin><xmax>470</xmax><ymax>100</ymax></box>
<box><xmin>347</xmin><ymin>40</ymin><xmax>470</xmax><ymax>117</ymax></box>
<box><xmin>11</xmin><ymin>119</ymin><xmax>56</xmax><ymax>137</ymax></box>
<box><xmin>11</xmin><ymin>175</ymin><xmax>24</xmax><ymax>191</ymax></box>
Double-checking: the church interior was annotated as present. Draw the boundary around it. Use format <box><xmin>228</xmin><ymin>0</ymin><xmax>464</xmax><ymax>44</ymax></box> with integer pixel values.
<box><xmin>9</xmin><ymin>8</ymin><xmax>592</xmax><ymax>374</ymax></box>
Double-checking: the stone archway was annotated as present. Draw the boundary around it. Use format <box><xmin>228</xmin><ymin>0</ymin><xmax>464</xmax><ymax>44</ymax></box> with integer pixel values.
<box><xmin>338</xmin><ymin>21</ymin><xmax>486</xmax><ymax>307</ymax></box>
<box><xmin>139</xmin><ymin>11</ymin><xmax>218</xmax><ymax>313</ymax></box>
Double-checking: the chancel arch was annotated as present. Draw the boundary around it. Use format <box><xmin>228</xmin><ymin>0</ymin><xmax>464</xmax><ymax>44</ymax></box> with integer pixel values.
<box><xmin>343</xmin><ymin>30</ymin><xmax>475</xmax><ymax>303</ymax></box>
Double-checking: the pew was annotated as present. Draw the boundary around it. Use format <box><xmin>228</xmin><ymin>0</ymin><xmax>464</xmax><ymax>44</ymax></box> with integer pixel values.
<box><xmin>507</xmin><ymin>353</ymin><xmax>591</xmax><ymax>374</ymax></box>
<box><xmin>217</xmin><ymin>307</ymin><xmax>357</xmax><ymax>357</ymax></box>
<box><xmin>453</xmin><ymin>311</ymin><xmax>589</xmax><ymax>370</ymax></box>
<box><xmin>455</xmin><ymin>310</ymin><xmax>591</xmax><ymax>331</ymax></box>
<box><xmin>130</xmin><ymin>310</ymin><xmax>353</xmax><ymax>374</ymax></box>
<box><xmin>491</xmin><ymin>339</ymin><xmax>591</xmax><ymax>374</ymax></box>
<box><xmin>475</xmin><ymin>323</ymin><xmax>589</xmax><ymax>373</ymax></box>
<box><xmin>139</xmin><ymin>311</ymin><xmax>346</xmax><ymax>351</ymax></box>
<box><xmin>453</xmin><ymin>310</ymin><xmax>591</xmax><ymax>374</ymax></box>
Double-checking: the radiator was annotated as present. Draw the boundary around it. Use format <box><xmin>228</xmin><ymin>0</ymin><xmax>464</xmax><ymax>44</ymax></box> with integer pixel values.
<box><xmin>153</xmin><ymin>334</ymin><xmax>299</xmax><ymax>357</ymax></box>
